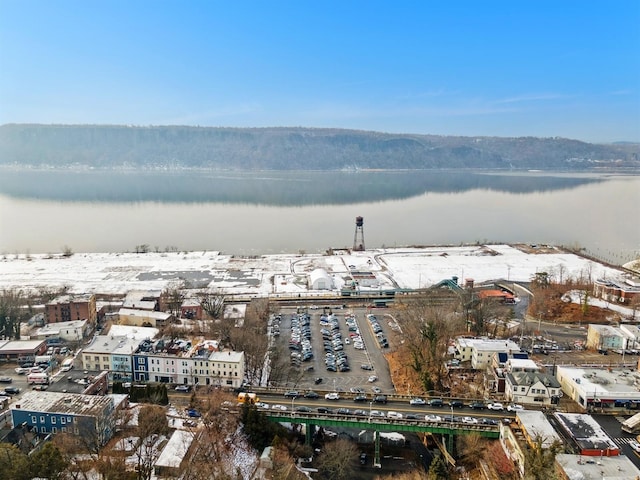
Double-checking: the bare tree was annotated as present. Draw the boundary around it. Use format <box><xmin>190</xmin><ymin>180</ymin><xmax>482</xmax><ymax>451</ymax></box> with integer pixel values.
<box><xmin>198</xmin><ymin>289</ymin><xmax>227</xmax><ymax>320</ymax></box>
<box><xmin>315</xmin><ymin>438</ymin><xmax>358</xmax><ymax>480</ymax></box>
<box><xmin>162</xmin><ymin>282</ymin><xmax>186</xmax><ymax>319</ymax></box>
<box><xmin>397</xmin><ymin>297</ymin><xmax>462</xmax><ymax>392</ymax></box>
<box><xmin>135</xmin><ymin>405</ymin><xmax>170</xmax><ymax>480</ymax></box>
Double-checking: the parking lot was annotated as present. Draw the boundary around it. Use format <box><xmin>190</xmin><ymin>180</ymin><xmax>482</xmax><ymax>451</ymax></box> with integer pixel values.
<box><xmin>274</xmin><ymin>306</ymin><xmax>395</xmax><ymax>396</ymax></box>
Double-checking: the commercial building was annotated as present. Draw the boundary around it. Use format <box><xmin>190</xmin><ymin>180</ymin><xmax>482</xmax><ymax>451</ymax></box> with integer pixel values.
<box><xmin>500</xmin><ymin>411</ymin><xmax>563</xmax><ymax>477</ymax></box>
<box><xmin>0</xmin><ymin>339</ymin><xmax>47</xmax><ymax>362</ymax></box>
<box><xmin>556</xmin><ymin>365</ymin><xmax>640</xmax><ymax>411</ymax></box>
<box><xmin>553</xmin><ymin>413</ymin><xmax>619</xmax><ymax>456</ymax></box>
<box><xmin>34</xmin><ymin>320</ymin><xmax>88</xmax><ymax>343</ymax></box>
<box><xmin>117</xmin><ymin>308</ymin><xmax>174</xmax><ymax>328</ymax></box>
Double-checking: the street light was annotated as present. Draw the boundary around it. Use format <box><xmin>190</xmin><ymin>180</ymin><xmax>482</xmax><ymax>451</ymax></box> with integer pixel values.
<box><xmin>369</xmin><ymin>401</ymin><xmax>373</xmax><ymax>423</ymax></box>
<box><xmin>291</xmin><ymin>396</ymin><xmax>295</xmax><ymax>417</ymax></box>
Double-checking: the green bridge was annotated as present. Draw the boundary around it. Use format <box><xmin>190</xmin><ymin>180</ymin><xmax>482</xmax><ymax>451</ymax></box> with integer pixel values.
<box><xmin>264</xmin><ymin>411</ymin><xmax>499</xmax><ymax>467</ymax></box>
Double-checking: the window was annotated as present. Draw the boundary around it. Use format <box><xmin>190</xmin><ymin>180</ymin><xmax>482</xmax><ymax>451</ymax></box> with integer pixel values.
<box><xmin>31</xmin><ymin>416</ymin><xmax>36</xmax><ymax>423</ymax></box>
<box><xmin>69</xmin><ymin>417</ymin><xmax>73</xmax><ymax>423</ymax></box>
<box><xmin>61</xmin><ymin>427</ymin><xmax>67</xmax><ymax>433</ymax></box>
<box><xmin>52</xmin><ymin>427</ymin><xmax>57</xmax><ymax>433</ymax></box>
<box><xmin>40</xmin><ymin>416</ymin><xmax>45</xmax><ymax>423</ymax></box>
<box><xmin>52</xmin><ymin>417</ymin><xmax>56</xmax><ymax>424</ymax></box>
<box><xmin>61</xmin><ymin>417</ymin><xmax>66</xmax><ymax>424</ymax></box>
<box><xmin>41</xmin><ymin>427</ymin><xmax>46</xmax><ymax>433</ymax></box>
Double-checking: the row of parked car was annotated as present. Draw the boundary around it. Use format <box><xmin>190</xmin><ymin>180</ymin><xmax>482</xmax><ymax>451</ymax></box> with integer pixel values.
<box><xmin>288</xmin><ymin>314</ymin><xmax>314</xmax><ymax>366</ymax></box>
<box><xmin>409</xmin><ymin>397</ymin><xmax>524</xmax><ymax>412</ymax></box>
<box><xmin>366</xmin><ymin>314</ymin><xmax>389</xmax><ymax>348</ymax></box>
<box><xmin>320</xmin><ymin>315</ymin><xmax>351</xmax><ymax>372</ymax></box>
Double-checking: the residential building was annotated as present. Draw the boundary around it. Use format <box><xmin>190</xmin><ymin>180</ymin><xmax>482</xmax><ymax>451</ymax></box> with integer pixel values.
<box><xmin>453</xmin><ymin>337</ymin><xmax>522</xmax><ymax>370</ymax></box>
<box><xmin>84</xmin><ymin>333</ymin><xmax>245</xmax><ymax>388</ymax></box>
<box><xmin>10</xmin><ymin>391</ymin><xmax>128</xmax><ymax>447</ymax></box>
<box><xmin>45</xmin><ymin>294</ymin><xmax>97</xmax><ymax>326</ymax></box>
<box><xmin>586</xmin><ymin>324</ymin><xmax>627</xmax><ymax>351</ymax></box>
<box><xmin>505</xmin><ymin>371</ymin><xmax>562</xmax><ymax>406</ymax></box>
<box><xmin>82</xmin><ymin>335</ymin><xmax>140</xmax><ymax>380</ymax></box>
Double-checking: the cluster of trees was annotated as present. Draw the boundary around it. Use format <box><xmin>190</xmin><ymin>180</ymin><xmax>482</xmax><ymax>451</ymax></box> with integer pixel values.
<box><xmin>2</xmin><ymin>124</ymin><xmax>637</xmax><ymax>171</ymax></box>
<box><xmin>112</xmin><ymin>382</ymin><xmax>169</xmax><ymax>405</ymax></box>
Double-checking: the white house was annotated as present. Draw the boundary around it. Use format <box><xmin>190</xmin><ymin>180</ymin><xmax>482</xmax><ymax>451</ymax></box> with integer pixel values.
<box><xmin>504</xmin><ymin>371</ymin><xmax>562</xmax><ymax>406</ymax></box>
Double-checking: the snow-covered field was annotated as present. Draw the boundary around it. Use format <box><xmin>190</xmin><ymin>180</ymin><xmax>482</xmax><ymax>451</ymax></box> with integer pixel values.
<box><xmin>0</xmin><ymin>244</ymin><xmax>626</xmax><ymax>296</ymax></box>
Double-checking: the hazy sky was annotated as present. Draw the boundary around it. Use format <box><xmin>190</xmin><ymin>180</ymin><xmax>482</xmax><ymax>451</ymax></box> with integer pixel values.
<box><xmin>1</xmin><ymin>1</ymin><xmax>639</xmax><ymax>143</ymax></box>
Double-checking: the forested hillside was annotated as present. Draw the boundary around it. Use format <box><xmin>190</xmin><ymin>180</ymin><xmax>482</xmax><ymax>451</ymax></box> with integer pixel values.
<box><xmin>0</xmin><ymin>124</ymin><xmax>637</xmax><ymax>171</ymax></box>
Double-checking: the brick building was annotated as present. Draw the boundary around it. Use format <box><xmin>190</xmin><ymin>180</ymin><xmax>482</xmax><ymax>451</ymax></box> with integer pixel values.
<box><xmin>45</xmin><ymin>294</ymin><xmax>97</xmax><ymax>326</ymax></box>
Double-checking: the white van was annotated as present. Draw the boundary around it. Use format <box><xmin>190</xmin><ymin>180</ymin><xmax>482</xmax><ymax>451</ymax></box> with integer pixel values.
<box><xmin>60</xmin><ymin>358</ymin><xmax>74</xmax><ymax>372</ymax></box>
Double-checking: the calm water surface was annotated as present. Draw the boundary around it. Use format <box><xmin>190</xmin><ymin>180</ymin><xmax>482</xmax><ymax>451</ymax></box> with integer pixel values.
<box><xmin>0</xmin><ymin>170</ymin><xmax>637</xmax><ymax>264</ymax></box>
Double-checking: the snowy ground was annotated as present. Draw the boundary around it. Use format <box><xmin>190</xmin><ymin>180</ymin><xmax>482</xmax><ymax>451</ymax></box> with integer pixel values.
<box><xmin>0</xmin><ymin>244</ymin><xmax>627</xmax><ymax>297</ymax></box>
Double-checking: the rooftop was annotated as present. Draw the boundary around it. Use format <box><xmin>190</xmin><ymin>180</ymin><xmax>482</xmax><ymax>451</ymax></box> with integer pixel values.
<box><xmin>209</xmin><ymin>351</ymin><xmax>244</xmax><ymax>363</ymax></box>
<box><xmin>555</xmin><ymin>453</ymin><xmax>640</xmax><ymax>479</ymax></box>
<box><xmin>83</xmin><ymin>335</ymin><xmax>140</xmax><ymax>356</ymax></box>
<box><xmin>12</xmin><ymin>391</ymin><xmax>115</xmax><ymax>416</ymax></box>
<box><xmin>554</xmin><ymin>413</ymin><xmax>618</xmax><ymax>452</ymax></box>
<box><xmin>516</xmin><ymin>410</ymin><xmax>562</xmax><ymax>448</ymax></box>
<box><xmin>557</xmin><ymin>366</ymin><xmax>640</xmax><ymax>397</ymax></box>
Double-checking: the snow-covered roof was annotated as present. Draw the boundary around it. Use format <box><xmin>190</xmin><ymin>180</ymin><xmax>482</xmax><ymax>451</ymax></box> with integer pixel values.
<box><xmin>554</xmin><ymin>413</ymin><xmax>617</xmax><ymax>451</ymax></box>
<box><xmin>107</xmin><ymin>325</ymin><xmax>159</xmax><ymax>340</ymax></box>
<box><xmin>35</xmin><ymin>320</ymin><xmax>86</xmax><ymax>336</ymax></box>
<box><xmin>84</xmin><ymin>335</ymin><xmax>140</xmax><ymax>356</ymax></box>
<box><xmin>155</xmin><ymin>429</ymin><xmax>195</xmax><ymax>469</ymax></box>
<box><xmin>556</xmin><ymin>453</ymin><xmax>640</xmax><ymax>479</ymax></box>
<box><xmin>208</xmin><ymin>351</ymin><xmax>244</xmax><ymax>363</ymax></box>
<box><xmin>118</xmin><ymin>308</ymin><xmax>172</xmax><ymax>320</ymax></box>
<box><xmin>516</xmin><ymin>410</ymin><xmax>562</xmax><ymax>448</ymax></box>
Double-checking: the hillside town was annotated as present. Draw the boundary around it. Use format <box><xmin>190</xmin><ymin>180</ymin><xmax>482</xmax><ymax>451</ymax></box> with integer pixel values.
<box><xmin>0</xmin><ymin>243</ymin><xmax>639</xmax><ymax>479</ymax></box>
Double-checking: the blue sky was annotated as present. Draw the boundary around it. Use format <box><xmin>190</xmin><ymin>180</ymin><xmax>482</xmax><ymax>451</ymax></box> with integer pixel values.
<box><xmin>1</xmin><ymin>1</ymin><xmax>639</xmax><ymax>143</ymax></box>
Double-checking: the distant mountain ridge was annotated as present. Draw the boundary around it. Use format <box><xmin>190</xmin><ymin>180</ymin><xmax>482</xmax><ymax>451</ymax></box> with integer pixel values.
<box><xmin>0</xmin><ymin>124</ymin><xmax>638</xmax><ymax>171</ymax></box>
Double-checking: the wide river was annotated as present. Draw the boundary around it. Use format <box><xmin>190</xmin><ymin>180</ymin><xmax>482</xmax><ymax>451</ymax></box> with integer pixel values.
<box><xmin>0</xmin><ymin>170</ymin><xmax>638</xmax><ymax>265</ymax></box>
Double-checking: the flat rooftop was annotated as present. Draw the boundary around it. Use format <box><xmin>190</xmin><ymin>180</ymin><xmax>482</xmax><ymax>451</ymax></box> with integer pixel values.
<box><xmin>12</xmin><ymin>391</ymin><xmax>114</xmax><ymax>416</ymax></box>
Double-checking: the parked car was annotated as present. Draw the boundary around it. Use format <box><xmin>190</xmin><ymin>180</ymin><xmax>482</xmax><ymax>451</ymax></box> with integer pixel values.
<box><xmin>369</xmin><ymin>410</ymin><xmax>386</xmax><ymax>418</ymax></box>
<box><xmin>425</xmin><ymin>414</ymin><xmax>443</xmax><ymax>422</ymax></box>
<box><xmin>360</xmin><ymin>453</ymin><xmax>367</xmax><ymax>465</ymax></box>
<box><xmin>469</xmin><ymin>401</ymin><xmax>486</xmax><ymax>410</ymax></box>
<box><xmin>353</xmin><ymin>395</ymin><xmax>368</xmax><ymax>402</ymax></box>
<box><xmin>449</xmin><ymin>400</ymin><xmax>464</xmax><ymax>408</ymax></box>
<box><xmin>487</xmin><ymin>402</ymin><xmax>504</xmax><ymax>411</ymax></box>
<box><xmin>317</xmin><ymin>407</ymin><xmax>333</xmax><ymax>414</ymax></box>
<box><xmin>175</xmin><ymin>385</ymin><xmax>191</xmax><ymax>392</ymax></box>
<box><xmin>284</xmin><ymin>391</ymin><xmax>299</xmax><ymax>398</ymax></box>
<box><xmin>461</xmin><ymin>416</ymin><xmax>479</xmax><ymax>424</ymax></box>
<box><xmin>387</xmin><ymin>411</ymin><xmax>403</xmax><ymax>419</ymax></box>
<box><xmin>325</xmin><ymin>392</ymin><xmax>340</xmax><ymax>400</ymax></box>
<box><xmin>367</xmin><ymin>375</ymin><xmax>378</xmax><ymax>383</ymax></box>
<box><xmin>0</xmin><ymin>377</ymin><xmax>12</xmax><ymax>383</ymax></box>
<box><xmin>304</xmin><ymin>391</ymin><xmax>319</xmax><ymax>399</ymax></box>
<box><xmin>296</xmin><ymin>406</ymin><xmax>312</xmax><ymax>413</ymax></box>
<box><xmin>410</xmin><ymin>397</ymin><xmax>426</xmax><ymax>406</ymax></box>
<box><xmin>3</xmin><ymin>387</ymin><xmax>20</xmax><ymax>395</ymax></box>
<box><xmin>314</xmin><ymin>377</ymin><xmax>323</xmax><ymax>384</ymax></box>
<box><xmin>507</xmin><ymin>404</ymin><xmax>525</xmax><ymax>412</ymax></box>
<box><xmin>373</xmin><ymin>395</ymin><xmax>387</xmax><ymax>404</ymax></box>
<box><xmin>428</xmin><ymin>398</ymin><xmax>444</xmax><ymax>407</ymax></box>
<box><xmin>360</xmin><ymin>364</ymin><xmax>373</xmax><ymax>370</ymax></box>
